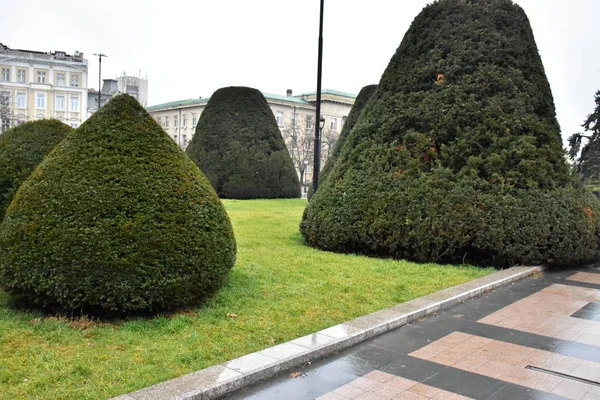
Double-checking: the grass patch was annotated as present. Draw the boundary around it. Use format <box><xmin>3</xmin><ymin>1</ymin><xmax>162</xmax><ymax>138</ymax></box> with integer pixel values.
<box><xmin>0</xmin><ymin>199</ymin><xmax>493</xmax><ymax>399</ymax></box>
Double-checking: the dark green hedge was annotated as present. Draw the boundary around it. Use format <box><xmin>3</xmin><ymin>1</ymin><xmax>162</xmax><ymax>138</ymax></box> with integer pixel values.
<box><xmin>0</xmin><ymin>120</ymin><xmax>72</xmax><ymax>217</ymax></box>
<box><xmin>0</xmin><ymin>94</ymin><xmax>236</xmax><ymax>315</ymax></box>
<box><xmin>318</xmin><ymin>85</ymin><xmax>377</xmax><ymax>187</ymax></box>
<box><xmin>186</xmin><ymin>87</ymin><xmax>300</xmax><ymax>199</ymax></box>
<box><xmin>301</xmin><ymin>0</ymin><xmax>600</xmax><ymax>268</ymax></box>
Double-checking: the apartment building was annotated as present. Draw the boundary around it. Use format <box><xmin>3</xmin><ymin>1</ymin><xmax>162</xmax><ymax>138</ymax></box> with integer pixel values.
<box><xmin>0</xmin><ymin>42</ymin><xmax>88</xmax><ymax>132</ymax></box>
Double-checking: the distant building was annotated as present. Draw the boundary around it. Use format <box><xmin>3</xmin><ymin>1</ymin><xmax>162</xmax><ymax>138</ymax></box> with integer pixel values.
<box><xmin>88</xmin><ymin>74</ymin><xmax>148</xmax><ymax>116</ymax></box>
<box><xmin>0</xmin><ymin>42</ymin><xmax>88</xmax><ymax>132</ymax></box>
<box><xmin>146</xmin><ymin>89</ymin><xmax>356</xmax><ymax>196</ymax></box>
<box><xmin>117</xmin><ymin>74</ymin><xmax>148</xmax><ymax>107</ymax></box>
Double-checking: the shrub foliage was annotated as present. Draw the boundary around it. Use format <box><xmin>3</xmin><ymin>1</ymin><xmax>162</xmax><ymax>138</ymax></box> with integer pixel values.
<box><xmin>186</xmin><ymin>87</ymin><xmax>300</xmax><ymax>199</ymax></box>
<box><xmin>0</xmin><ymin>120</ymin><xmax>72</xmax><ymax>217</ymax></box>
<box><xmin>301</xmin><ymin>0</ymin><xmax>600</xmax><ymax>268</ymax></box>
<box><xmin>319</xmin><ymin>85</ymin><xmax>377</xmax><ymax>186</ymax></box>
<box><xmin>0</xmin><ymin>94</ymin><xmax>236</xmax><ymax>315</ymax></box>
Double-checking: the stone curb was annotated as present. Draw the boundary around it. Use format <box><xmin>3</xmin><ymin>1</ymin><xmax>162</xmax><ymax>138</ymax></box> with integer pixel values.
<box><xmin>112</xmin><ymin>265</ymin><xmax>543</xmax><ymax>400</ymax></box>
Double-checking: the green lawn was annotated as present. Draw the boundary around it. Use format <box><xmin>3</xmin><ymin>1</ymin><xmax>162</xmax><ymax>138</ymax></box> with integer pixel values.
<box><xmin>0</xmin><ymin>199</ymin><xmax>493</xmax><ymax>400</ymax></box>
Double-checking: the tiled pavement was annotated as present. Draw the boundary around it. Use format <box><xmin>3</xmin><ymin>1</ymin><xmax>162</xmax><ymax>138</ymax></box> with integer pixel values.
<box><xmin>225</xmin><ymin>266</ymin><xmax>600</xmax><ymax>400</ymax></box>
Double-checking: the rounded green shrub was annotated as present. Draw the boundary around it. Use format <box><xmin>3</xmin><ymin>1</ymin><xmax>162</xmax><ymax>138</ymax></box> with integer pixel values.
<box><xmin>0</xmin><ymin>119</ymin><xmax>72</xmax><ymax>217</ymax></box>
<box><xmin>0</xmin><ymin>94</ymin><xmax>236</xmax><ymax>315</ymax></box>
<box><xmin>301</xmin><ymin>0</ymin><xmax>600</xmax><ymax>268</ymax></box>
<box><xmin>186</xmin><ymin>87</ymin><xmax>300</xmax><ymax>199</ymax></box>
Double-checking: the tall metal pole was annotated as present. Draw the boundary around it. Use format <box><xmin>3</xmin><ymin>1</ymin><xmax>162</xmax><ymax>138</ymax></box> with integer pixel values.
<box><xmin>93</xmin><ymin>53</ymin><xmax>107</xmax><ymax>111</ymax></box>
<box><xmin>312</xmin><ymin>0</ymin><xmax>324</xmax><ymax>193</ymax></box>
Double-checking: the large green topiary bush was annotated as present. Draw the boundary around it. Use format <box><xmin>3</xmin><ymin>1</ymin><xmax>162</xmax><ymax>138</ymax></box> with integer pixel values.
<box><xmin>319</xmin><ymin>84</ymin><xmax>378</xmax><ymax>187</ymax></box>
<box><xmin>301</xmin><ymin>0</ymin><xmax>600</xmax><ymax>268</ymax></box>
<box><xmin>186</xmin><ymin>87</ymin><xmax>300</xmax><ymax>199</ymax></box>
<box><xmin>0</xmin><ymin>119</ymin><xmax>72</xmax><ymax>217</ymax></box>
<box><xmin>0</xmin><ymin>94</ymin><xmax>236</xmax><ymax>315</ymax></box>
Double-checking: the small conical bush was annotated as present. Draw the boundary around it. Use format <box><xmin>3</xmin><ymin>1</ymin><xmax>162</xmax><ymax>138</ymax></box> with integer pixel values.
<box><xmin>0</xmin><ymin>119</ymin><xmax>72</xmax><ymax>217</ymax></box>
<box><xmin>0</xmin><ymin>94</ymin><xmax>236</xmax><ymax>315</ymax></box>
<box><xmin>301</xmin><ymin>0</ymin><xmax>600</xmax><ymax>268</ymax></box>
<box><xmin>186</xmin><ymin>87</ymin><xmax>300</xmax><ymax>199</ymax></box>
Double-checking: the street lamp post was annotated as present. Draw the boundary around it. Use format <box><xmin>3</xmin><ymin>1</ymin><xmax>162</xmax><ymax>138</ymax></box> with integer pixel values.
<box><xmin>92</xmin><ymin>53</ymin><xmax>107</xmax><ymax>111</ymax></box>
<box><xmin>312</xmin><ymin>0</ymin><xmax>325</xmax><ymax>193</ymax></box>
<box><xmin>303</xmin><ymin>159</ymin><xmax>309</xmax><ymax>196</ymax></box>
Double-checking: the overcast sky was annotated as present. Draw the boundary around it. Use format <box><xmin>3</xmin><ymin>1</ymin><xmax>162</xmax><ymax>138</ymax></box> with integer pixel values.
<box><xmin>2</xmin><ymin>0</ymin><xmax>599</xmax><ymax>146</ymax></box>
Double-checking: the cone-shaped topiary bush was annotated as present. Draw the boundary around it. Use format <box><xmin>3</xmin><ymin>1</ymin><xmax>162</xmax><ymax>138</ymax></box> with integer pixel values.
<box><xmin>0</xmin><ymin>94</ymin><xmax>236</xmax><ymax>315</ymax></box>
<box><xmin>319</xmin><ymin>84</ymin><xmax>378</xmax><ymax>187</ymax></box>
<box><xmin>0</xmin><ymin>120</ymin><xmax>72</xmax><ymax>217</ymax></box>
<box><xmin>301</xmin><ymin>0</ymin><xmax>600</xmax><ymax>268</ymax></box>
<box><xmin>186</xmin><ymin>87</ymin><xmax>300</xmax><ymax>199</ymax></box>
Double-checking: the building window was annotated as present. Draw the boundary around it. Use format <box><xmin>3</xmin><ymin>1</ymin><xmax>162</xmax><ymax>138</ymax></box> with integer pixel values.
<box><xmin>342</xmin><ymin>116</ymin><xmax>347</xmax><ymax>127</ymax></box>
<box><xmin>330</xmin><ymin>118</ymin><xmax>337</xmax><ymax>131</ymax></box>
<box><xmin>183</xmin><ymin>135</ymin><xmax>187</xmax><ymax>147</ymax></box>
<box><xmin>306</xmin><ymin>115</ymin><xmax>313</xmax><ymax>130</ymax></box>
<box><xmin>16</xmin><ymin>93</ymin><xmax>26</xmax><ymax>109</ymax></box>
<box><xmin>157</xmin><ymin>116</ymin><xmax>162</xmax><ymax>125</ymax></box>
<box><xmin>70</xmin><ymin>74</ymin><xmax>79</xmax><ymax>87</ymax></box>
<box><xmin>36</xmin><ymin>93</ymin><xmax>46</xmax><ymax>109</ymax></box>
<box><xmin>37</xmin><ymin>71</ymin><xmax>47</xmax><ymax>84</ymax></box>
<box><xmin>70</xmin><ymin>96</ymin><xmax>79</xmax><ymax>112</ymax></box>
<box><xmin>165</xmin><ymin>116</ymin><xmax>169</xmax><ymax>128</ymax></box>
<box><xmin>1</xmin><ymin>68</ymin><xmax>10</xmax><ymax>81</ymax></box>
<box><xmin>174</xmin><ymin>115</ymin><xmax>178</xmax><ymax>128</ymax></box>
<box><xmin>56</xmin><ymin>95</ymin><xmax>66</xmax><ymax>111</ymax></box>
<box><xmin>276</xmin><ymin>111</ymin><xmax>284</xmax><ymax>126</ymax></box>
<box><xmin>292</xmin><ymin>112</ymin><xmax>299</xmax><ymax>128</ymax></box>
<box><xmin>56</xmin><ymin>73</ymin><xmax>66</xmax><ymax>86</ymax></box>
<box><xmin>192</xmin><ymin>115</ymin><xmax>197</xmax><ymax>128</ymax></box>
<box><xmin>70</xmin><ymin>122</ymin><xmax>79</xmax><ymax>128</ymax></box>
<box><xmin>17</xmin><ymin>69</ymin><xmax>26</xmax><ymax>83</ymax></box>
<box><xmin>182</xmin><ymin>114</ymin><xmax>187</xmax><ymax>128</ymax></box>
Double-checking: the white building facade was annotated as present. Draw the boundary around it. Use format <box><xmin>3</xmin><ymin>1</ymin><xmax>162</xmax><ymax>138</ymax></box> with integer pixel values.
<box><xmin>146</xmin><ymin>89</ymin><xmax>355</xmax><ymax>195</ymax></box>
<box><xmin>0</xmin><ymin>43</ymin><xmax>88</xmax><ymax>132</ymax></box>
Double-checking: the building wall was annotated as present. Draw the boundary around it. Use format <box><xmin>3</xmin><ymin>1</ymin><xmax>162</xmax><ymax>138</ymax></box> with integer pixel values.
<box><xmin>0</xmin><ymin>46</ymin><xmax>88</xmax><ymax>131</ymax></box>
<box><xmin>116</xmin><ymin>75</ymin><xmax>149</xmax><ymax>107</ymax></box>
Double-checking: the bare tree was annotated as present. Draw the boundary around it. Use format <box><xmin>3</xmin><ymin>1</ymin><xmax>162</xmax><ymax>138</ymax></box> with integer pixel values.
<box><xmin>321</xmin><ymin>126</ymin><xmax>340</xmax><ymax>162</ymax></box>
<box><xmin>280</xmin><ymin>113</ymin><xmax>315</xmax><ymax>190</ymax></box>
<box><xmin>0</xmin><ymin>91</ymin><xmax>13</xmax><ymax>134</ymax></box>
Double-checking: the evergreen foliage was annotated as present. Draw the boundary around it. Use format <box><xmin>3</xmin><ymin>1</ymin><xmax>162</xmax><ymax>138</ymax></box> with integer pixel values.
<box><xmin>319</xmin><ymin>85</ymin><xmax>378</xmax><ymax>186</ymax></box>
<box><xmin>301</xmin><ymin>0</ymin><xmax>600</xmax><ymax>268</ymax></box>
<box><xmin>0</xmin><ymin>94</ymin><xmax>236</xmax><ymax>315</ymax></box>
<box><xmin>0</xmin><ymin>120</ymin><xmax>72</xmax><ymax>217</ymax></box>
<box><xmin>569</xmin><ymin>90</ymin><xmax>600</xmax><ymax>183</ymax></box>
<box><xmin>186</xmin><ymin>87</ymin><xmax>300</xmax><ymax>199</ymax></box>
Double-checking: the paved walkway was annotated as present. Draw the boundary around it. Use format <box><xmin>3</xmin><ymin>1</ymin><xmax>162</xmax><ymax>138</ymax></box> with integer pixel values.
<box><xmin>225</xmin><ymin>267</ymin><xmax>600</xmax><ymax>400</ymax></box>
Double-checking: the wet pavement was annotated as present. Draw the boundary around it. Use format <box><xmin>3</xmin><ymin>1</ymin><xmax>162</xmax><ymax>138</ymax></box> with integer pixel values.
<box><xmin>225</xmin><ymin>267</ymin><xmax>600</xmax><ymax>400</ymax></box>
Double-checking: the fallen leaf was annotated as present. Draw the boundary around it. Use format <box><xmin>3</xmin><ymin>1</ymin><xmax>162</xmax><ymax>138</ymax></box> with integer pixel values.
<box><xmin>289</xmin><ymin>372</ymin><xmax>303</xmax><ymax>378</ymax></box>
<box><xmin>227</xmin><ymin>313</ymin><xmax>238</xmax><ymax>318</ymax></box>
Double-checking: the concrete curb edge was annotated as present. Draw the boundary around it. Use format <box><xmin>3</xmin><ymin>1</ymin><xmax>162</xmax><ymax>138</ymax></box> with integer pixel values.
<box><xmin>112</xmin><ymin>265</ymin><xmax>544</xmax><ymax>400</ymax></box>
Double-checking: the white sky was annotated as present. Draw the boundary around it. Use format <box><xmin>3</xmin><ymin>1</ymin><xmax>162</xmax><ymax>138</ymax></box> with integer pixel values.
<box><xmin>2</xmin><ymin>0</ymin><xmax>599</xmax><ymax>146</ymax></box>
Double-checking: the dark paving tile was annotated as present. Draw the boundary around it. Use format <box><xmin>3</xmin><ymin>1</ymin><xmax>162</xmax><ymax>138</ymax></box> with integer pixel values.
<box><xmin>378</xmin><ymin>354</ymin><xmax>446</xmax><ymax>383</ymax></box>
<box><xmin>344</xmin><ymin>344</ymin><xmax>402</xmax><ymax>375</ymax></box>
<box><xmin>571</xmin><ymin>308</ymin><xmax>600</xmax><ymax>321</ymax></box>
<box><xmin>415</xmin><ymin>359</ymin><xmax>507</xmax><ymax>399</ymax></box>
<box><xmin>225</xmin><ymin>356</ymin><xmax>360</xmax><ymax>400</ymax></box>
<box><xmin>571</xmin><ymin>302</ymin><xmax>600</xmax><ymax>322</ymax></box>
<box><xmin>553</xmin><ymin>279</ymin><xmax>600</xmax><ymax>290</ymax></box>
<box><xmin>487</xmin><ymin>383</ymin><xmax>569</xmax><ymax>400</ymax></box>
